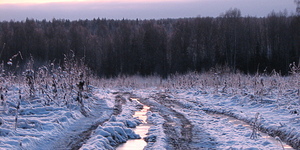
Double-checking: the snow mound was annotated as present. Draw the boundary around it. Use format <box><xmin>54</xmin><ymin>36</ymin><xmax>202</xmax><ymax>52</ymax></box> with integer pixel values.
<box><xmin>143</xmin><ymin>111</ymin><xmax>168</xmax><ymax>150</ymax></box>
<box><xmin>81</xmin><ymin>95</ymin><xmax>143</xmax><ymax>149</ymax></box>
<box><xmin>80</xmin><ymin>116</ymin><xmax>141</xmax><ymax>149</ymax></box>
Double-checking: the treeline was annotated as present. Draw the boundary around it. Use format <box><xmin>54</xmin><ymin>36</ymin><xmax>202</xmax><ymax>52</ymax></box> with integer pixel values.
<box><xmin>0</xmin><ymin>9</ymin><xmax>299</xmax><ymax>77</ymax></box>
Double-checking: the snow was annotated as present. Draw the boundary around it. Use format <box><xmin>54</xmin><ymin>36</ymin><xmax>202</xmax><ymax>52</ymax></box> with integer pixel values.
<box><xmin>158</xmin><ymin>87</ymin><xmax>298</xmax><ymax>149</ymax></box>
<box><xmin>144</xmin><ymin>111</ymin><xmax>168</xmax><ymax>150</ymax></box>
<box><xmin>81</xmin><ymin>92</ymin><xmax>142</xmax><ymax>150</ymax></box>
<box><xmin>131</xmin><ymin>82</ymin><xmax>298</xmax><ymax>149</ymax></box>
<box><xmin>0</xmin><ymin>73</ymin><xmax>299</xmax><ymax>150</ymax></box>
<box><xmin>0</xmin><ymin>86</ymin><xmax>111</xmax><ymax>150</ymax></box>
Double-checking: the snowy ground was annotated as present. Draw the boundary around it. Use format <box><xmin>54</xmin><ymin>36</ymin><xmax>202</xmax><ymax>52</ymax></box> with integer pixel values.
<box><xmin>0</xmin><ymin>74</ymin><xmax>300</xmax><ymax>150</ymax></box>
<box><xmin>135</xmin><ymin>88</ymin><xmax>299</xmax><ymax>150</ymax></box>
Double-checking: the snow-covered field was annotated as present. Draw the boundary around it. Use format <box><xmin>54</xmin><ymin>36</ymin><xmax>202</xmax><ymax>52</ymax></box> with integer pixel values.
<box><xmin>0</xmin><ymin>71</ymin><xmax>300</xmax><ymax>149</ymax></box>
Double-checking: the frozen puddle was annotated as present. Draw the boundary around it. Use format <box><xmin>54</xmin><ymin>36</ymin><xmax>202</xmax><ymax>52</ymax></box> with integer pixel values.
<box><xmin>210</xmin><ymin>113</ymin><xmax>294</xmax><ymax>150</ymax></box>
<box><xmin>117</xmin><ymin>98</ymin><xmax>151</xmax><ymax>150</ymax></box>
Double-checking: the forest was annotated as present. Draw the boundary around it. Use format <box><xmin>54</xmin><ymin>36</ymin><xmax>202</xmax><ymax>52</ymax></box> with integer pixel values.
<box><xmin>0</xmin><ymin>9</ymin><xmax>299</xmax><ymax>78</ymax></box>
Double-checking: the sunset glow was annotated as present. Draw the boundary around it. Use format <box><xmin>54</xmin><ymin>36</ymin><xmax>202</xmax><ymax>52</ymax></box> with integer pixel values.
<box><xmin>0</xmin><ymin>0</ymin><xmax>84</xmax><ymax>4</ymax></box>
<box><xmin>0</xmin><ymin>0</ymin><xmax>183</xmax><ymax>5</ymax></box>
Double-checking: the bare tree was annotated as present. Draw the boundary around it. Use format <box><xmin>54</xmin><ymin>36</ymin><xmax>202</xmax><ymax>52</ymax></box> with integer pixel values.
<box><xmin>296</xmin><ymin>0</ymin><xmax>300</xmax><ymax>15</ymax></box>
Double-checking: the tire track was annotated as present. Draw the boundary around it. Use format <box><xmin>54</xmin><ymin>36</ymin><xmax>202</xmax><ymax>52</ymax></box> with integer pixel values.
<box><xmin>140</xmin><ymin>93</ymin><xmax>194</xmax><ymax>150</ymax></box>
<box><xmin>67</xmin><ymin>119</ymin><xmax>108</xmax><ymax>150</ymax></box>
<box><xmin>52</xmin><ymin>93</ymin><xmax>128</xmax><ymax>150</ymax></box>
<box><xmin>166</xmin><ymin>93</ymin><xmax>295</xmax><ymax>150</ymax></box>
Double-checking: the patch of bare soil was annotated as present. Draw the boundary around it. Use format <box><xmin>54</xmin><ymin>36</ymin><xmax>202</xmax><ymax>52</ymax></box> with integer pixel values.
<box><xmin>140</xmin><ymin>93</ymin><xmax>194</xmax><ymax>150</ymax></box>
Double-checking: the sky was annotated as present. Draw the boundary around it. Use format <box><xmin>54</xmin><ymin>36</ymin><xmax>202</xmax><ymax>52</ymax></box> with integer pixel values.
<box><xmin>0</xmin><ymin>0</ymin><xmax>297</xmax><ymax>21</ymax></box>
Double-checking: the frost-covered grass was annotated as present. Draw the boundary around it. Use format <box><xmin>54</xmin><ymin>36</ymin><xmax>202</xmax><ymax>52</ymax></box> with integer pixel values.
<box><xmin>0</xmin><ymin>52</ymin><xmax>104</xmax><ymax>149</ymax></box>
<box><xmin>0</xmin><ymin>57</ymin><xmax>300</xmax><ymax>149</ymax></box>
<box><xmin>95</xmin><ymin>66</ymin><xmax>299</xmax><ymax>101</ymax></box>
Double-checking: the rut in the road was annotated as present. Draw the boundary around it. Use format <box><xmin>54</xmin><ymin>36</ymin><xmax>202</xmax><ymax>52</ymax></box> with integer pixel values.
<box><xmin>113</xmin><ymin>94</ymin><xmax>127</xmax><ymax>115</ymax></box>
<box><xmin>141</xmin><ymin>93</ymin><xmax>193</xmax><ymax>150</ymax></box>
<box><xmin>68</xmin><ymin>119</ymin><xmax>108</xmax><ymax>150</ymax></box>
<box><xmin>53</xmin><ymin>94</ymin><xmax>127</xmax><ymax>150</ymax></box>
<box><xmin>71</xmin><ymin>94</ymin><xmax>128</xmax><ymax>150</ymax></box>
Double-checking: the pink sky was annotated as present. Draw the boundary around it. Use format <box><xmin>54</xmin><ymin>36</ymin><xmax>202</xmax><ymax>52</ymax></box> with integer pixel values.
<box><xmin>0</xmin><ymin>0</ymin><xmax>296</xmax><ymax>21</ymax></box>
<box><xmin>0</xmin><ymin>0</ymin><xmax>184</xmax><ymax>4</ymax></box>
